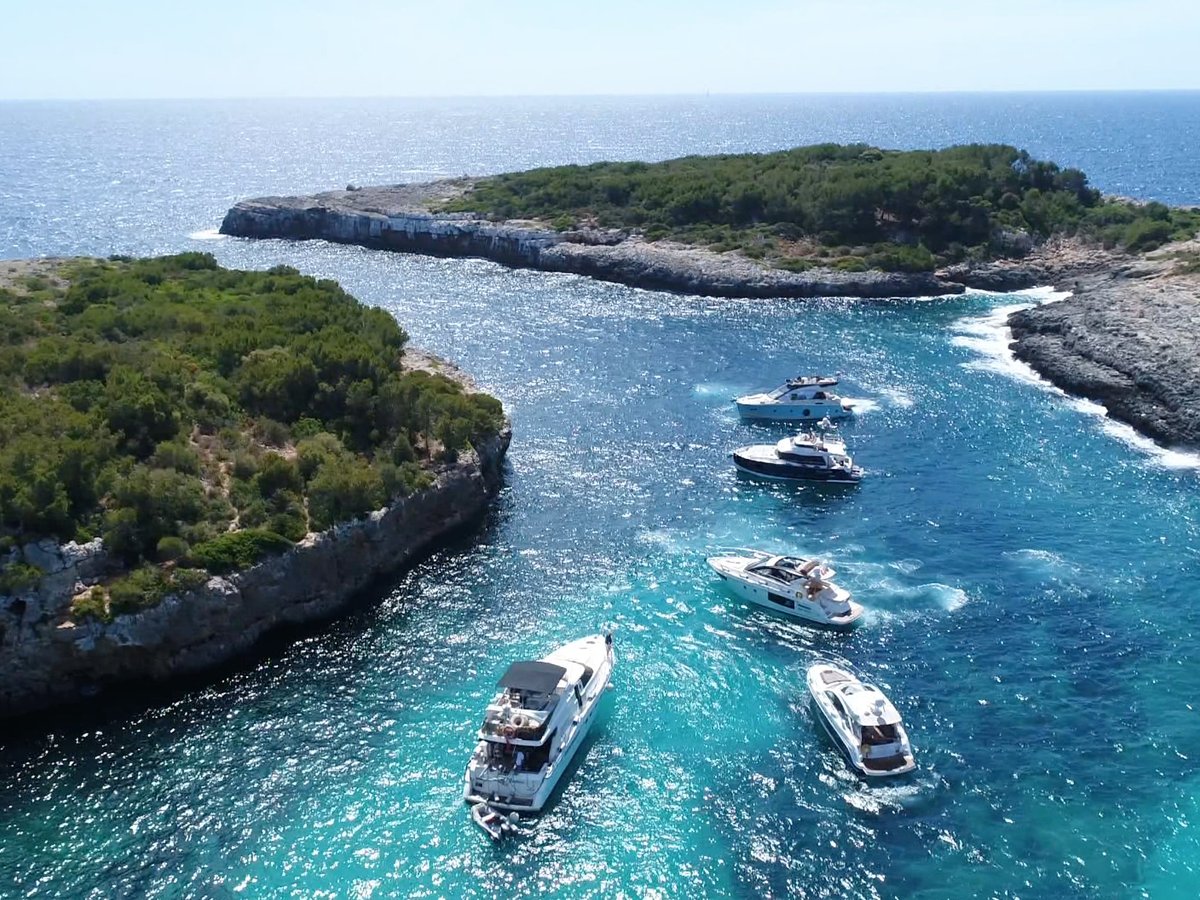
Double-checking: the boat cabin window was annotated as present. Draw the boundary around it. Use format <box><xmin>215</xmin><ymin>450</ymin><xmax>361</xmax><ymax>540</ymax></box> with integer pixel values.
<box><xmin>861</xmin><ymin>724</ymin><xmax>899</xmax><ymax>745</ymax></box>
<box><xmin>579</xmin><ymin>666</ymin><xmax>594</xmax><ymax>688</ymax></box>
<box><xmin>750</xmin><ymin>564</ymin><xmax>799</xmax><ymax>583</ymax></box>
<box><xmin>522</xmin><ymin>731</ymin><xmax>555</xmax><ymax>770</ymax></box>
<box><xmin>828</xmin><ymin>693</ymin><xmax>854</xmax><ymax>727</ymax></box>
<box><xmin>813</xmin><ymin>391</ymin><xmax>826</xmax><ymax>400</ymax></box>
<box><xmin>767</xmin><ymin>591</ymin><xmax>795</xmax><ymax>610</ymax></box>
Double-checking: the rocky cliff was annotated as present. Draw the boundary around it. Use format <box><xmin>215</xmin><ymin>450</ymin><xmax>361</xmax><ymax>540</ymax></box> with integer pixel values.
<box><xmin>1008</xmin><ymin>255</ymin><xmax>1200</xmax><ymax>448</ymax></box>
<box><xmin>0</xmin><ymin>429</ymin><xmax>509</xmax><ymax>720</ymax></box>
<box><xmin>219</xmin><ymin>182</ymin><xmax>964</xmax><ymax>299</ymax></box>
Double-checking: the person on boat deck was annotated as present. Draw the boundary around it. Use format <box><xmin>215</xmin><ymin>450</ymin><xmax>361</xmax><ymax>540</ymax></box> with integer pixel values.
<box><xmin>515</xmin><ymin>750</ymin><xmax>526</xmax><ymax>771</ymax></box>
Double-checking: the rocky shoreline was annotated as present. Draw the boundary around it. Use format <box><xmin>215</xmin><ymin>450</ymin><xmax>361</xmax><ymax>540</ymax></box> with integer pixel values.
<box><xmin>0</xmin><ymin>404</ymin><xmax>510</xmax><ymax>721</ymax></box>
<box><xmin>221</xmin><ymin>177</ymin><xmax>1200</xmax><ymax>447</ymax></box>
<box><xmin>220</xmin><ymin>180</ymin><xmax>1103</xmax><ymax>299</ymax></box>
<box><xmin>1008</xmin><ymin>247</ymin><xmax>1200</xmax><ymax>448</ymax></box>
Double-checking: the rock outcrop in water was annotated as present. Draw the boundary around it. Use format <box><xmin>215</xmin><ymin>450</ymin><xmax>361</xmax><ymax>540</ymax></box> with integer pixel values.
<box><xmin>1008</xmin><ymin>249</ymin><xmax>1200</xmax><ymax>448</ymax></box>
<box><xmin>0</xmin><ymin>428</ymin><xmax>509</xmax><ymax>720</ymax></box>
<box><xmin>221</xmin><ymin>181</ymin><xmax>974</xmax><ymax>299</ymax></box>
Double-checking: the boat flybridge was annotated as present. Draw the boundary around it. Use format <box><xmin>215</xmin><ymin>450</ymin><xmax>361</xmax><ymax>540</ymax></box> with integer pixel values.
<box><xmin>735</xmin><ymin>375</ymin><xmax>854</xmax><ymax>422</ymax></box>
<box><xmin>732</xmin><ymin>429</ymin><xmax>863</xmax><ymax>484</ymax></box>
<box><xmin>707</xmin><ymin>550</ymin><xmax>863</xmax><ymax>628</ymax></box>
<box><xmin>464</xmin><ymin>634</ymin><xmax>614</xmax><ymax>821</ymax></box>
<box><xmin>806</xmin><ymin>664</ymin><xmax>915</xmax><ymax>777</ymax></box>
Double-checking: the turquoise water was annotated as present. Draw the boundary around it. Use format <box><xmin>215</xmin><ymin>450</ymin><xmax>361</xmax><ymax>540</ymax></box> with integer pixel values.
<box><xmin>3</xmin><ymin>95</ymin><xmax>1200</xmax><ymax>897</ymax></box>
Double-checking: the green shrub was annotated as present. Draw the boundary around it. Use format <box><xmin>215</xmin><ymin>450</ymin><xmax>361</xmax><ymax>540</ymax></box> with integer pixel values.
<box><xmin>256</xmin><ymin>453</ymin><xmax>303</xmax><ymax>498</ymax></box>
<box><xmin>108</xmin><ymin>566</ymin><xmax>171</xmax><ymax>616</ymax></box>
<box><xmin>296</xmin><ymin>432</ymin><xmax>350</xmax><ymax>481</ymax></box>
<box><xmin>101</xmin><ymin>465</ymin><xmax>206</xmax><ymax>564</ymax></box>
<box><xmin>149</xmin><ymin>440</ymin><xmax>200</xmax><ymax>474</ymax></box>
<box><xmin>70</xmin><ymin>585</ymin><xmax>109</xmax><ymax>622</ymax></box>
<box><xmin>307</xmin><ymin>456</ymin><xmax>385</xmax><ymax>531</ymax></box>
<box><xmin>231</xmin><ymin>451</ymin><xmax>258</xmax><ymax>481</ymax></box>
<box><xmin>155</xmin><ymin>535</ymin><xmax>189</xmax><ymax>562</ymax></box>
<box><xmin>0</xmin><ymin>562</ymin><xmax>42</xmax><ymax>594</ymax></box>
<box><xmin>833</xmin><ymin>257</ymin><xmax>868</xmax><ymax>272</ymax></box>
<box><xmin>865</xmin><ymin>243</ymin><xmax>937</xmax><ymax>272</ymax></box>
<box><xmin>268</xmin><ymin>510</ymin><xmax>308</xmax><ymax>542</ymax></box>
<box><xmin>1123</xmin><ymin>219</ymin><xmax>1174</xmax><ymax>253</ymax></box>
<box><xmin>187</xmin><ymin>529</ymin><xmax>293</xmax><ymax>574</ymax></box>
<box><xmin>0</xmin><ymin>255</ymin><xmax>504</xmax><ymax>571</ymax></box>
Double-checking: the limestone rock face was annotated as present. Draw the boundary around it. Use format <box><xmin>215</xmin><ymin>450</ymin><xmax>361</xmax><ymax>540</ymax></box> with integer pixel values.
<box><xmin>1008</xmin><ymin>263</ymin><xmax>1200</xmax><ymax>448</ymax></box>
<box><xmin>0</xmin><ymin>430</ymin><xmax>510</xmax><ymax>719</ymax></box>
<box><xmin>219</xmin><ymin>182</ymin><xmax>964</xmax><ymax>299</ymax></box>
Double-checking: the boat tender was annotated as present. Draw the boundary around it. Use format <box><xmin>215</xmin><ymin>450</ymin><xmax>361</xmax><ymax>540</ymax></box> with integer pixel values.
<box><xmin>806</xmin><ymin>663</ymin><xmax>916</xmax><ymax>777</ymax></box>
<box><xmin>470</xmin><ymin>800</ymin><xmax>519</xmax><ymax>841</ymax></box>
<box><xmin>707</xmin><ymin>550</ymin><xmax>862</xmax><ymax>628</ymax></box>
<box><xmin>735</xmin><ymin>375</ymin><xmax>854</xmax><ymax>422</ymax></box>
<box><xmin>464</xmin><ymin>634</ymin><xmax>614</xmax><ymax>813</ymax></box>
<box><xmin>732</xmin><ymin>430</ymin><xmax>863</xmax><ymax>483</ymax></box>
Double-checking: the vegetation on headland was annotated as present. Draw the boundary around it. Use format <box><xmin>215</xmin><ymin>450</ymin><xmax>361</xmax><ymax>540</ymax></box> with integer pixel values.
<box><xmin>0</xmin><ymin>254</ymin><xmax>504</xmax><ymax>620</ymax></box>
<box><xmin>442</xmin><ymin>144</ymin><xmax>1200</xmax><ymax>271</ymax></box>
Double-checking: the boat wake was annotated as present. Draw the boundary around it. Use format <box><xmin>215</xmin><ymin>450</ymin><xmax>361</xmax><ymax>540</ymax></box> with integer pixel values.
<box><xmin>842</xmin><ymin>397</ymin><xmax>880</xmax><ymax>414</ymax></box>
<box><xmin>950</xmin><ymin>292</ymin><xmax>1200</xmax><ymax>471</ymax></box>
<box><xmin>693</xmin><ymin>382</ymin><xmax>743</xmax><ymax>398</ymax></box>
<box><xmin>188</xmin><ymin>228</ymin><xmax>225</xmax><ymax>241</ymax></box>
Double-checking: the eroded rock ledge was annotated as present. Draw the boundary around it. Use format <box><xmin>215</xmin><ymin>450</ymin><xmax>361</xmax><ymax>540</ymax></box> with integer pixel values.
<box><xmin>0</xmin><ymin>428</ymin><xmax>510</xmax><ymax>720</ymax></box>
<box><xmin>221</xmin><ymin>180</ymin><xmax>1064</xmax><ymax>299</ymax></box>
<box><xmin>1008</xmin><ymin>249</ymin><xmax>1200</xmax><ymax>448</ymax></box>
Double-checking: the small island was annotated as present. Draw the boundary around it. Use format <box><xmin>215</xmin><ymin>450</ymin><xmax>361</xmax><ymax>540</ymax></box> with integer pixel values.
<box><xmin>0</xmin><ymin>254</ymin><xmax>510</xmax><ymax>718</ymax></box>
<box><xmin>220</xmin><ymin>144</ymin><xmax>1200</xmax><ymax>298</ymax></box>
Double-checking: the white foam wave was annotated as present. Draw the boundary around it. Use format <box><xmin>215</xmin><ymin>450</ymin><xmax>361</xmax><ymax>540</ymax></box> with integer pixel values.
<box><xmin>1004</xmin><ymin>548</ymin><xmax>1067</xmax><ymax>567</ymax></box>
<box><xmin>869</xmin><ymin>580</ymin><xmax>969</xmax><ymax>613</ymax></box>
<box><xmin>879</xmin><ymin>387</ymin><xmax>914</xmax><ymax>409</ymax></box>
<box><xmin>188</xmin><ymin>228</ymin><xmax>225</xmax><ymax>241</ymax></box>
<box><xmin>950</xmin><ymin>295</ymin><xmax>1200</xmax><ymax>471</ymax></box>
<box><xmin>693</xmin><ymin>382</ymin><xmax>741</xmax><ymax>399</ymax></box>
<box><xmin>844</xmin><ymin>397</ymin><xmax>880</xmax><ymax>415</ymax></box>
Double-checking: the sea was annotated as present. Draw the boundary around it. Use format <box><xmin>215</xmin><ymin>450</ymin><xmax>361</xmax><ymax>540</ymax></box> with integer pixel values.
<box><xmin>2</xmin><ymin>93</ymin><xmax>1200</xmax><ymax>899</ymax></box>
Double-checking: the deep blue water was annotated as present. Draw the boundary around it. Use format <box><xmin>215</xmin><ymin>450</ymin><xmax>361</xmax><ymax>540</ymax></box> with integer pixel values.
<box><xmin>2</xmin><ymin>94</ymin><xmax>1200</xmax><ymax>899</ymax></box>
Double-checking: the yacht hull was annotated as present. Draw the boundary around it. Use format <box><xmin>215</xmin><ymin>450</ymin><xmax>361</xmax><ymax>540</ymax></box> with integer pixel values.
<box><xmin>708</xmin><ymin>558</ymin><xmax>862</xmax><ymax>629</ymax></box>
<box><xmin>736</xmin><ymin>400</ymin><xmax>852</xmax><ymax>422</ymax></box>
<box><xmin>732</xmin><ymin>452</ymin><xmax>862</xmax><ymax>484</ymax></box>
<box><xmin>464</xmin><ymin>635</ymin><xmax>614</xmax><ymax>813</ymax></box>
<box><xmin>806</xmin><ymin>666</ymin><xmax>915</xmax><ymax>778</ymax></box>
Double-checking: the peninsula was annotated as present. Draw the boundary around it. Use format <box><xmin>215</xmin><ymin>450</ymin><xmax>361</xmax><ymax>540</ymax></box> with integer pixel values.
<box><xmin>0</xmin><ymin>255</ymin><xmax>510</xmax><ymax>718</ymax></box>
<box><xmin>220</xmin><ymin>144</ymin><xmax>1199</xmax><ymax>299</ymax></box>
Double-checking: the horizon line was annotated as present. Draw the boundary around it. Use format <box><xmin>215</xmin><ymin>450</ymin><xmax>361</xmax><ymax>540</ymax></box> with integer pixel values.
<box><xmin>3</xmin><ymin>87</ymin><xmax>1200</xmax><ymax>103</ymax></box>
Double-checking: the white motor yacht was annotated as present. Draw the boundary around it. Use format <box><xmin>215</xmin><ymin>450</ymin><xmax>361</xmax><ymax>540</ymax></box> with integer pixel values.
<box><xmin>464</xmin><ymin>634</ymin><xmax>614</xmax><ymax>813</ymax></box>
<box><xmin>735</xmin><ymin>375</ymin><xmax>854</xmax><ymax>422</ymax></box>
<box><xmin>732</xmin><ymin>430</ymin><xmax>863</xmax><ymax>483</ymax></box>
<box><xmin>806</xmin><ymin>663</ymin><xmax>916</xmax><ymax>777</ymax></box>
<box><xmin>706</xmin><ymin>550</ymin><xmax>863</xmax><ymax>628</ymax></box>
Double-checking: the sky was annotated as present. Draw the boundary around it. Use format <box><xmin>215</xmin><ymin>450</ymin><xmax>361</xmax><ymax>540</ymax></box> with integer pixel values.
<box><xmin>1</xmin><ymin>0</ymin><xmax>1198</xmax><ymax>100</ymax></box>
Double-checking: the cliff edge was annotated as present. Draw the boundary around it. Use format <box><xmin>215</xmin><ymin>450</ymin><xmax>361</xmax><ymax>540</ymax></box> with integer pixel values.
<box><xmin>219</xmin><ymin>182</ymin><xmax>965</xmax><ymax>299</ymax></box>
<box><xmin>0</xmin><ymin>427</ymin><xmax>509</xmax><ymax>719</ymax></box>
<box><xmin>1008</xmin><ymin>246</ymin><xmax>1200</xmax><ymax>448</ymax></box>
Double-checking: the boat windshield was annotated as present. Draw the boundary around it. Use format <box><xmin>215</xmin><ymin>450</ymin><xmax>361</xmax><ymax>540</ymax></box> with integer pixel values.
<box><xmin>748</xmin><ymin>562</ymin><xmax>800</xmax><ymax>583</ymax></box>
